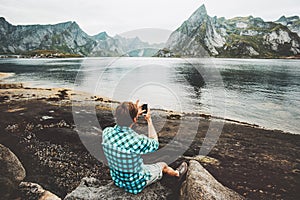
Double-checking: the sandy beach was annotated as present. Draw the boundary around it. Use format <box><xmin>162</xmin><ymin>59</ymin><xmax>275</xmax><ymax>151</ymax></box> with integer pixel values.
<box><xmin>0</xmin><ymin>82</ymin><xmax>299</xmax><ymax>199</ymax></box>
<box><xmin>0</xmin><ymin>72</ymin><xmax>15</xmax><ymax>80</ymax></box>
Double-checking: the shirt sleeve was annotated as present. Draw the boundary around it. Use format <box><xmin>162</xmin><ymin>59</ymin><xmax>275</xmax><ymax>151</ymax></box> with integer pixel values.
<box><xmin>131</xmin><ymin>133</ymin><xmax>159</xmax><ymax>154</ymax></box>
<box><xmin>102</xmin><ymin>127</ymin><xmax>113</xmax><ymax>144</ymax></box>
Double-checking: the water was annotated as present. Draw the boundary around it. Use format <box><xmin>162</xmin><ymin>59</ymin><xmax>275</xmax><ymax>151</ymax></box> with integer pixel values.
<box><xmin>0</xmin><ymin>57</ymin><xmax>299</xmax><ymax>134</ymax></box>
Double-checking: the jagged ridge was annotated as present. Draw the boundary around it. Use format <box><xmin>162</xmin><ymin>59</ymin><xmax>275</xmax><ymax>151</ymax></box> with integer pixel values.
<box><xmin>0</xmin><ymin>17</ymin><xmax>162</xmax><ymax>57</ymax></box>
<box><xmin>158</xmin><ymin>5</ymin><xmax>300</xmax><ymax>58</ymax></box>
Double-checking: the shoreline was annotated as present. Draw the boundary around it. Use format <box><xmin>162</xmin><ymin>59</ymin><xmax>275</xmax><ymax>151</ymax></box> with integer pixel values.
<box><xmin>0</xmin><ymin>76</ymin><xmax>297</xmax><ymax>135</ymax></box>
<box><xmin>0</xmin><ymin>72</ymin><xmax>15</xmax><ymax>80</ymax></box>
<box><xmin>1</xmin><ymin>54</ymin><xmax>300</xmax><ymax>59</ymax></box>
<box><xmin>3</xmin><ymin>84</ymin><xmax>300</xmax><ymax>135</ymax></box>
<box><xmin>0</xmin><ymin>83</ymin><xmax>299</xmax><ymax>199</ymax></box>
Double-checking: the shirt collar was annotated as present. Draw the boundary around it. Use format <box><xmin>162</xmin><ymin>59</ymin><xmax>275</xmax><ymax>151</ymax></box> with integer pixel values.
<box><xmin>114</xmin><ymin>124</ymin><xmax>131</xmax><ymax>132</ymax></box>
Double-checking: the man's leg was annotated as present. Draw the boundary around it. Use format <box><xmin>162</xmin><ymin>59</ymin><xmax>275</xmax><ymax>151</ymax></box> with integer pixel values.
<box><xmin>158</xmin><ymin>162</ymin><xmax>179</xmax><ymax>177</ymax></box>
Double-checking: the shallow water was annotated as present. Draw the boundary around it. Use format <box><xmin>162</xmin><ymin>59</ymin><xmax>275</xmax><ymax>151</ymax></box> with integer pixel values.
<box><xmin>0</xmin><ymin>57</ymin><xmax>299</xmax><ymax>134</ymax></box>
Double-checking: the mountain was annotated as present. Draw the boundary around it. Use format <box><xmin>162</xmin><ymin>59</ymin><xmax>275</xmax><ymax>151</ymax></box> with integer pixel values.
<box><xmin>90</xmin><ymin>32</ymin><xmax>123</xmax><ymax>56</ymax></box>
<box><xmin>0</xmin><ymin>17</ymin><xmax>161</xmax><ymax>57</ymax></box>
<box><xmin>275</xmin><ymin>16</ymin><xmax>300</xmax><ymax>37</ymax></box>
<box><xmin>0</xmin><ymin>17</ymin><xmax>95</xmax><ymax>56</ymax></box>
<box><xmin>113</xmin><ymin>35</ymin><xmax>163</xmax><ymax>56</ymax></box>
<box><xmin>158</xmin><ymin>5</ymin><xmax>300</xmax><ymax>58</ymax></box>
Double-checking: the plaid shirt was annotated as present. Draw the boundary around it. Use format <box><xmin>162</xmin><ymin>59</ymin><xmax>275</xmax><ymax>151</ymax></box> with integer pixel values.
<box><xmin>102</xmin><ymin>125</ymin><xmax>159</xmax><ymax>194</ymax></box>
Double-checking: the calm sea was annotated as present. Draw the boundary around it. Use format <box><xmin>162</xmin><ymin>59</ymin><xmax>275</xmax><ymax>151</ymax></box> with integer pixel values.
<box><xmin>0</xmin><ymin>57</ymin><xmax>299</xmax><ymax>134</ymax></box>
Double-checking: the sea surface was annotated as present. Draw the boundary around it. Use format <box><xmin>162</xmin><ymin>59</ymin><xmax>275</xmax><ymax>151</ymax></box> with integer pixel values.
<box><xmin>0</xmin><ymin>57</ymin><xmax>299</xmax><ymax>134</ymax></box>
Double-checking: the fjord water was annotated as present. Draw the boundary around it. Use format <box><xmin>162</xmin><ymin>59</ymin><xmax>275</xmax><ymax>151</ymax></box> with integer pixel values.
<box><xmin>0</xmin><ymin>57</ymin><xmax>299</xmax><ymax>134</ymax></box>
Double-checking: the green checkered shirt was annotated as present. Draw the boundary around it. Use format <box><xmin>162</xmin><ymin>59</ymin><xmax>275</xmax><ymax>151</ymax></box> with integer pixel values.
<box><xmin>102</xmin><ymin>125</ymin><xmax>159</xmax><ymax>194</ymax></box>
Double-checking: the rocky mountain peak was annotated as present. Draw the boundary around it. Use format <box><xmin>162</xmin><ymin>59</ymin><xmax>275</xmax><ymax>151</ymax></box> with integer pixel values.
<box><xmin>277</xmin><ymin>15</ymin><xmax>299</xmax><ymax>22</ymax></box>
<box><xmin>276</xmin><ymin>16</ymin><xmax>300</xmax><ymax>25</ymax></box>
<box><xmin>69</xmin><ymin>21</ymin><xmax>80</xmax><ymax>28</ymax></box>
<box><xmin>54</xmin><ymin>21</ymin><xmax>78</xmax><ymax>30</ymax></box>
<box><xmin>160</xmin><ymin>5</ymin><xmax>300</xmax><ymax>58</ymax></box>
<box><xmin>186</xmin><ymin>4</ymin><xmax>208</xmax><ymax>26</ymax></box>
<box><xmin>0</xmin><ymin>17</ymin><xmax>6</xmax><ymax>22</ymax></box>
<box><xmin>274</xmin><ymin>15</ymin><xmax>300</xmax><ymax>37</ymax></box>
<box><xmin>0</xmin><ymin>17</ymin><xmax>11</xmax><ymax>26</ymax></box>
<box><xmin>0</xmin><ymin>17</ymin><xmax>13</xmax><ymax>34</ymax></box>
<box><xmin>277</xmin><ymin>15</ymin><xmax>287</xmax><ymax>22</ymax></box>
<box><xmin>93</xmin><ymin>32</ymin><xmax>109</xmax><ymax>40</ymax></box>
<box><xmin>192</xmin><ymin>4</ymin><xmax>207</xmax><ymax>16</ymax></box>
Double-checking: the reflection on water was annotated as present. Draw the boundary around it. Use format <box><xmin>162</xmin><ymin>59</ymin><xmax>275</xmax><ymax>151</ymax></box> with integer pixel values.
<box><xmin>175</xmin><ymin>64</ymin><xmax>205</xmax><ymax>101</ymax></box>
<box><xmin>0</xmin><ymin>57</ymin><xmax>299</xmax><ymax>134</ymax></box>
<box><xmin>0</xmin><ymin>58</ymin><xmax>83</xmax><ymax>87</ymax></box>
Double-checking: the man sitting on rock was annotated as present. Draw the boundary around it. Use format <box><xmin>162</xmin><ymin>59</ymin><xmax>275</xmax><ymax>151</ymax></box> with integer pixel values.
<box><xmin>102</xmin><ymin>101</ymin><xmax>187</xmax><ymax>194</ymax></box>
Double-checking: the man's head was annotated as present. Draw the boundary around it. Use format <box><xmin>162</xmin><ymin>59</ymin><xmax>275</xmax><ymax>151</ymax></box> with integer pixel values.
<box><xmin>115</xmin><ymin>102</ymin><xmax>138</xmax><ymax>127</ymax></box>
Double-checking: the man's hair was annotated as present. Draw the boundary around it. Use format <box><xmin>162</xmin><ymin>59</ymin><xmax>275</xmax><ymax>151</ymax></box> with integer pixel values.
<box><xmin>115</xmin><ymin>102</ymin><xmax>138</xmax><ymax>127</ymax></box>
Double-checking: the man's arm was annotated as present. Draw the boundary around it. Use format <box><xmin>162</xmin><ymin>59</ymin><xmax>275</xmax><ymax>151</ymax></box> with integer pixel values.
<box><xmin>144</xmin><ymin>108</ymin><xmax>158</xmax><ymax>141</ymax></box>
<box><xmin>135</xmin><ymin>100</ymin><xmax>158</xmax><ymax>141</ymax></box>
<box><xmin>146</xmin><ymin>117</ymin><xmax>158</xmax><ymax>141</ymax></box>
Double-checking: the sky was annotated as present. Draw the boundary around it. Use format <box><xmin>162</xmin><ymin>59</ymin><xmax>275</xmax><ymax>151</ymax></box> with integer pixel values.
<box><xmin>0</xmin><ymin>0</ymin><xmax>299</xmax><ymax>43</ymax></box>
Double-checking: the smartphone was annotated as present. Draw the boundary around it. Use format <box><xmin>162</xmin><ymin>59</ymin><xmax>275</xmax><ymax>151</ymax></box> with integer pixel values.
<box><xmin>142</xmin><ymin>104</ymin><xmax>148</xmax><ymax>114</ymax></box>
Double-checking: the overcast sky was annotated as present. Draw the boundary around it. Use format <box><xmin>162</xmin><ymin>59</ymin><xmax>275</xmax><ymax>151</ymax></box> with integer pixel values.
<box><xmin>0</xmin><ymin>0</ymin><xmax>299</xmax><ymax>43</ymax></box>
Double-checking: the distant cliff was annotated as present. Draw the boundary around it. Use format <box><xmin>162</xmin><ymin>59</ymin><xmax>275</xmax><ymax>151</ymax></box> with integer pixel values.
<box><xmin>0</xmin><ymin>17</ymin><xmax>162</xmax><ymax>57</ymax></box>
<box><xmin>157</xmin><ymin>5</ymin><xmax>300</xmax><ymax>58</ymax></box>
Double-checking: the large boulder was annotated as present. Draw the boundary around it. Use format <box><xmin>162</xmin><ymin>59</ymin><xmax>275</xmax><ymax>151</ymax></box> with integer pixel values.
<box><xmin>64</xmin><ymin>177</ymin><xmax>172</xmax><ymax>200</ymax></box>
<box><xmin>180</xmin><ymin>160</ymin><xmax>244</xmax><ymax>200</ymax></box>
<box><xmin>0</xmin><ymin>144</ymin><xmax>26</xmax><ymax>199</ymax></box>
<box><xmin>19</xmin><ymin>182</ymin><xmax>61</xmax><ymax>200</ymax></box>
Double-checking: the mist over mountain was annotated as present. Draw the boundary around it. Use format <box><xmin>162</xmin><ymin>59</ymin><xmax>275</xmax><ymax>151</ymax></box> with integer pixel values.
<box><xmin>157</xmin><ymin>5</ymin><xmax>300</xmax><ymax>58</ymax></box>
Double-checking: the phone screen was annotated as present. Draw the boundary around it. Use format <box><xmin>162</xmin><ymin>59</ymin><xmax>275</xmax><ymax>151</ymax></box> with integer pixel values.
<box><xmin>142</xmin><ymin>104</ymin><xmax>148</xmax><ymax>114</ymax></box>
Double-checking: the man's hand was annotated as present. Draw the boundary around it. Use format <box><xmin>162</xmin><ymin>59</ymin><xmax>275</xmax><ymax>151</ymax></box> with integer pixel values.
<box><xmin>135</xmin><ymin>100</ymin><xmax>157</xmax><ymax>140</ymax></box>
<box><xmin>136</xmin><ymin>100</ymin><xmax>148</xmax><ymax>116</ymax></box>
<box><xmin>144</xmin><ymin>107</ymin><xmax>151</xmax><ymax>122</ymax></box>
<box><xmin>135</xmin><ymin>100</ymin><xmax>144</xmax><ymax>116</ymax></box>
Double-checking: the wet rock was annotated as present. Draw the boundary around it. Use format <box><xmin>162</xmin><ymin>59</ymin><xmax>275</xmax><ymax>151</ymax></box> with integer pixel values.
<box><xmin>95</xmin><ymin>97</ymin><xmax>103</xmax><ymax>101</ymax></box>
<box><xmin>0</xmin><ymin>144</ymin><xmax>26</xmax><ymax>199</ymax></box>
<box><xmin>167</xmin><ymin>112</ymin><xmax>182</xmax><ymax>120</ymax></box>
<box><xmin>57</xmin><ymin>89</ymin><xmax>69</xmax><ymax>100</ymax></box>
<box><xmin>180</xmin><ymin>160</ymin><xmax>244</xmax><ymax>200</ymax></box>
<box><xmin>0</xmin><ymin>83</ymin><xmax>23</xmax><ymax>89</ymax></box>
<box><xmin>0</xmin><ymin>95</ymin><xmax>9</xmax><ymax>102</ymax></box>
<box><xmin>19</xmin><ymin>182</ymin><xmax>61</xmax><ymax>200</ymax></box>
<box><xmin>182</xmin><ymin>155</ymin><xmax>221</xmax><ymax>166</ymax></box>
<box><xmin>64</xmin><ymin>177</ymin><xmax>172</xmax><ymax>200</ymax></box>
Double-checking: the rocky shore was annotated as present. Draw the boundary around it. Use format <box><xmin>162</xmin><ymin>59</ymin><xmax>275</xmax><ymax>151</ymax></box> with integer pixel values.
<box><xmin>0</xmin><ymin>84</ymin><xmax>299</xmax><ymax>199</ymax></box>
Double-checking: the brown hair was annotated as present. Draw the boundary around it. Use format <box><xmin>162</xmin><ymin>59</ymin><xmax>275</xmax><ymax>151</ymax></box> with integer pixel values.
<box><xmin>115</xmin><ymin>102</ymin><xmax>138</xmax><ymax>127</ymax></box>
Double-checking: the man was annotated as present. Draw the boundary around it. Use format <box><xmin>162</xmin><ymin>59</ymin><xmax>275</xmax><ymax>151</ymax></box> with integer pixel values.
<box><xmin>102</xmin><ymin>100</ymin><xmax>187</xmax><ymax>194</ymax></box>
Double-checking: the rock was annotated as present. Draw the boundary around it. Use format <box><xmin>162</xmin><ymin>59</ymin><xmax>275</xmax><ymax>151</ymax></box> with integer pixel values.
<box><xmin>19</xmin><ymin>182</ymin><xmax>61</xmax><ymax>200</ymax></box>
<box><xmin>64</xmin><ymin>177</ymin><xmax>172</xmax><ymax>200</ymax></box>
<box><xmin>0</xmin><ymin>177</ymin><xmax>15</xmax><ymax>200</ymax></box>
<box><xmin>167</xmin><ymin>112</ymin><xmax>182</xmax><ymax>120</ymax></box>
<box><xmin>180</xmin><ymin>160</ymin><xmax>244</xmax><ymax>200</ymax></box>
<box><xmin>0</xmin><ymin>83</ymin><xmax>23</xmax><ymax>89</ymax></box>
<box><xmin>0</xmin><ymin>95</ymin><xmax>9</xmax><ymax>102</ymax></box>
<box><xmin>182</xmin><ymin>155</ymin><xmax>221</xmax><ymax>166</ymax></box>
<box><xmin>0</xmin><ymin>144</ymin><xmax>26</xmax><ymax>199</ymax></box>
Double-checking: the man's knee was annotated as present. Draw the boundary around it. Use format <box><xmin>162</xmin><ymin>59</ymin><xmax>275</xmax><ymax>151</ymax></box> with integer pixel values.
<box><xmin>157</xmin><ymin>162</ymin><xmax>168</xmax><ymax>169</ymax></box>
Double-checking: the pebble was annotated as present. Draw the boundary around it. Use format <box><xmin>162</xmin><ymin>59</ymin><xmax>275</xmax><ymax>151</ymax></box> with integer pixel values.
<box><xmin>41</xmin><ymin>116</ymin><xmax>54</xmax><ymax>120</ymax></box>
